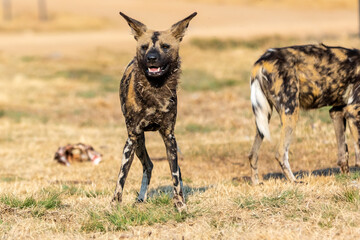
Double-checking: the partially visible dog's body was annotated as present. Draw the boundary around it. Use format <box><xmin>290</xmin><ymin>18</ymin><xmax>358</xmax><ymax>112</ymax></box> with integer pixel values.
<box><xmin>249</xmin><ymin>43</ymin><xmax>360</xmax><ymax>184</ymax></box>
<box><xmin>112</xmin><ymin>12</ymin><xmax>197</xmax><ymax>211</ymax></box>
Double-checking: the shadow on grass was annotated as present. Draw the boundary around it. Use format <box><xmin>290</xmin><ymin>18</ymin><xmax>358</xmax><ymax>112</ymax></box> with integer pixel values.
<box><xmin>236</xmin><ymin>166</ymin><xmax>360</xmax><ymax>183</ymax></box>
<box><xmin>148</xmin><ymin>185</ymin><xmax>210</xmax><ymax>201</ymax></box>
<box><xmin>263</xmin><ymin>166</ymin><xmax>360</xmax><ymax>180</ymax></box>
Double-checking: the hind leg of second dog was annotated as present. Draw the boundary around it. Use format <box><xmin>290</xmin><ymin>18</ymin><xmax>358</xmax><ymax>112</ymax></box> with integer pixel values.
<box><xmin>248</xmin><ymin>129</ymin><xmax>264</xmax><ymax>185</ymax></box>
<box><xmin>330</xmin><ymin>106</ymin><xmax>349</xmax><ymax>173</ymax></box>
<box><xmin>275</xmin><ymin>109</ymin><xmax>299</xmax><ymax>182</ymax></box>
<box><xmin>345</xmin><ymin>104</ymin><xmax>360</xmax><ymax>168</ymax></box>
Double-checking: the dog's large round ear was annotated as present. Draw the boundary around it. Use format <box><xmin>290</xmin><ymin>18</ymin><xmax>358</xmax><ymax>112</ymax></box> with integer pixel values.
<box><xmin>170</xmin><ymin>12</ymin><xmax>197</xmax><ymax>42</ymax></box>
<box><xmin>119</xmin><ymin>12</ymin><xmax>147</xmax><ymax>40</ymax></box>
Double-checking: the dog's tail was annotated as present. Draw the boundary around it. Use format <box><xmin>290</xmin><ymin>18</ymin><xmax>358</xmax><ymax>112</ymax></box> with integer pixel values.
<box><xmin>250</xmin><ymin>66</ymin><xmax>272</xmax><ymax>140</ymax></box>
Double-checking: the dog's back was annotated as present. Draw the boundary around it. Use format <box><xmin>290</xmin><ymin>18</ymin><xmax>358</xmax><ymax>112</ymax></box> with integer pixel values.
<box><xmin>251</xmin><ymin>44</ymin><xmax>360</xmax><ymax>111</ymax></box>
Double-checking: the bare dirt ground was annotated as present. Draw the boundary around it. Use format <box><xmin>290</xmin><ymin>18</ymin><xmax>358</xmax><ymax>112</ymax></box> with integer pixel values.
<box><xmin>1</xmin><ymin>0</ymin><xmax>360</xmax><ymax>239</ymax></box>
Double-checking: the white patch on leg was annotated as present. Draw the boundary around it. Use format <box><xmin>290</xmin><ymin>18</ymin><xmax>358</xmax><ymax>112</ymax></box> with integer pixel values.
<box><xmin>283</xmin><ymin>150</ymin><xmax>290</xmax><ymax>170</ymax></box>
<box><xmin>172</xmin><ymin>170</ymin><xmax>179</xmax><ymax>178</ymax></box>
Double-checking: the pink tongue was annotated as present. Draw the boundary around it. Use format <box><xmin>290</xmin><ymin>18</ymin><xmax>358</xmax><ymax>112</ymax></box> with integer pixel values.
<box><xmin>149</xmin><ymin>67</ymin><xmax>160</xmax><ymax>73</ymax></box>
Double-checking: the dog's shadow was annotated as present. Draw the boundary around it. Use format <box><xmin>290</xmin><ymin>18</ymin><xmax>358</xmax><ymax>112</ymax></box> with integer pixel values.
<box><xmin>147</xmin><ymin>185</ymin><xmax>210</xmax><ymax>200</ymax></box>
<box><xmin>262</xmin><ymin>166</ymin><xmax>360</xmax><ymax>180</ymax></box>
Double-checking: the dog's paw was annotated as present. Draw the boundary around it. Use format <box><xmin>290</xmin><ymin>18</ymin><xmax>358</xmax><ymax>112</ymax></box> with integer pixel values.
<box><xmin>174</xmin><ymin>201</ymin><xmax>187</xmax><ymax>213</ymax></box>
<box><xmin>110</xmin><ymin>193</ymin><xmax>122</xmax><ymax>206</ymax></box>
<box><xmin>135</xmin><ymin>198</ymin><xmax>145</xmax><ymax>203</ymax></box>
<box><xmin>173</xmin><ymin>196</ymin><xmax>187</xmax><ymax>213</ymax></box>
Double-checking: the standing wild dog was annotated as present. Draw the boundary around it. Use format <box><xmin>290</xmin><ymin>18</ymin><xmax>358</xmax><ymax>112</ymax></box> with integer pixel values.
<box><xmin>249</xmin><ymin>43</ymin><xmax>360</xmax><ymax>184</ymax></box>
<box><xmin>112</xmin><ymin>12</ymin><xmax>197</xmax><ymax>211</ymax></box>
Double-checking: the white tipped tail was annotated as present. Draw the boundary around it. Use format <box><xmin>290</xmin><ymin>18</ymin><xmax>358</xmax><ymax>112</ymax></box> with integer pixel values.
<box><xmin>250</xmin><ymin>77</ymin><xmax>271</xmax><ymax>140</ymax></box>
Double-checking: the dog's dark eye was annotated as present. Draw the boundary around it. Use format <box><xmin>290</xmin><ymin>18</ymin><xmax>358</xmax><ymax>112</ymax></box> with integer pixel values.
<box><xmin>161</xmin><ymin>44</ymin><xmax>170</xmax><ymax>50</ymax></box>
<box><xmin>141</xmin><ymin>44</ymin><xmax>149</xmax><ymax>51</ymax></box>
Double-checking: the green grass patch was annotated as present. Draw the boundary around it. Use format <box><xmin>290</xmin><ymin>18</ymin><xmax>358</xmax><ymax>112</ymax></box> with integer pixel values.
<box><xmin>261</xmin><ymin>190</ymin><xmax>304</xmax><ymax>208</ymax></box>
<box><xmin>333</xmin><ymin>188</ymin><xmax>360</xmax><ymax>205</ymax></box>
<box><xmin>190</xmin><ymin>35</ymin><xmax>296</xmax><ymax>51</ymax></box>
<box><xmin>62</xmin><ymin>184</ymin><xmax>109</xmax><ymax>198</ymax></box>
<box><xmin>181</xmin><ymin>69</ymin><xmax>238</xmax><ymax>92</ymax></box>
<box><xmin>82</xmin><ymin>194</ymin><xmax>196</xmax><ymax>232</ymax></box>
<box><xmin>318</xmin><ymin>204</ymin><xmax>339</xmax><ymax>228</ymax></box>
<box><xmin>0</xmin><ymin>192</ymin><xmax>61</xmax><ymax>210</ymax></box>
<box><xmin>235</xmin><ymin>196</ymin><xmax>257</xmax><ymax>210</ymax></box>
<box><xmin>335</xmin><ymin>172</ymin><xmax>360</xmax><ymax>183</ymax></box>
<box><xmin>235</xmin><ymin>189</ymin><xmax>304</xmax><ymax>210</ymax></box>
<box><xmin>81</xmin><ymin>211</ymin><xmax>106</xmax><ymax>232</ymax></box>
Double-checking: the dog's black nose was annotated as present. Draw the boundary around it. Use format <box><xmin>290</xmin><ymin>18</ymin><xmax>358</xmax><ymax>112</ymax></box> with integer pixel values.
<box><xmin>147</xmin><ymin>53</ymin><xmax>157</xmax><ymax>62</ymax></box>
<box><xmin>146</xmin><ymin>49</ymin><xmax>160</xmax><ymax>63</ymax></box>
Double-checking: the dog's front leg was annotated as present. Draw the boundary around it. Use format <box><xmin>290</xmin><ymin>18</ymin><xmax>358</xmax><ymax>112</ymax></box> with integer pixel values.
<box><xmin>160</xmin><ymin>128</ymin><xmax>186</xmax><ymax>212</ymax></box>
<box><xmin>112</xmin><ymin>136</ymin><xmax>136</xmax><ymax>204</ymax></box>
<box><xmin>135</xmin><ymin>133</ymin><xmax>153</xmax><ymax>202</ymax></box>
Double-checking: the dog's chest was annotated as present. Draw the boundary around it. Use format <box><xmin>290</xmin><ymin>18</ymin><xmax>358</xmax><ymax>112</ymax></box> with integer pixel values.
<box><xmin>133</xmin><ymin>96</ymin><xmax>176</xmax><ymax>133</ymax></box>
<box><xmin>123</xmin><ymin>77</ymin><xmax>177</xmax><ymax>133</ymax></box>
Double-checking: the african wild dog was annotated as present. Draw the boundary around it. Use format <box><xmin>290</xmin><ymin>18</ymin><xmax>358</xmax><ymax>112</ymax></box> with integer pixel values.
<box><xmin>112</xmin><ymin>12</ymin><xmax>197</xmax><ymax>211</ymax></box>
<box><xmin>249</xmin><ymin>43</ymin><xmax>360</xmax><ymax>184</ymax></box>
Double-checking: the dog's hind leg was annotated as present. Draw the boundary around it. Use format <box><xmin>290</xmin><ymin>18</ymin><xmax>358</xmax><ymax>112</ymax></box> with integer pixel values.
<box><xmin>249</xmin><ymin>74</ymin><xmax>273</xmax><ymax>185</ymax></box>
<box><xmin>345</xmin><ymin>104</ymin><xmax>360</xmax><ymax>169</ymax></box>
<box><xmin>135</xmin><ymin>133</ymin><xmax>154</xmax><ymax>202</ymax></box>
<box><xmin>112</xmin><ymin>136</ymin><xmax>137</xmax><ymax>203</ymax></box>
<box><xmin>330</xmin><ymin>106</ymin><xmax>349</xmax><ymax>173</ymax></box>
<box><xmin>248</xmin><ymin>129</ymin><xmax>264</xmax><ymax>185</ymax></box>
<box><xmin>276</xmin><ymin>111</ymin><xmax>298</xmax><ymax>182</ymax></box>
<box><xmin>275</xmin><ymin>98</ymin><xmax>300</xmax><ymax>182</ymax></box>
<box><xmin>159</xmin><ymin>128</ymin><xmax>186</xmax><ymax>212</ymax></box>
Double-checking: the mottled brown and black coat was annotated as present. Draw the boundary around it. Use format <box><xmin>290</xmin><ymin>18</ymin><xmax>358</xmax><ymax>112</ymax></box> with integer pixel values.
<box><xmin>249</xmin><ymin>44</ymin><xmax>360</xmax><ymax>184</ymax></box>
<box><xmin>112</xmin><ymin>12</ymin><xmax>197</xmax><ymax>211</ymax></box>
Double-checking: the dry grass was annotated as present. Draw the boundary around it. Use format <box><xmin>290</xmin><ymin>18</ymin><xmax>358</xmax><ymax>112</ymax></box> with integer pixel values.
<box><xmin>1</xmin><ymin>33</ymin><xmax>360</xmax><ymax>239</ymax></box>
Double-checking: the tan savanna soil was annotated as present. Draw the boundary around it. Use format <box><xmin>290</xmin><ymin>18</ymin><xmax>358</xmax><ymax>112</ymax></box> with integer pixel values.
<box><xmin>1</xmin><ymin>0</ymin><xmax>360</xmax><ymax>239</ymax></box>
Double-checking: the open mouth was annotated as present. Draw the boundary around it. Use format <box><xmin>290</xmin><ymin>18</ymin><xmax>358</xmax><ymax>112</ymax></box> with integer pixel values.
<box><xmin>147</xmin><ymin>65</ymin><xmax>169</xmax><ymax>77</ymax></box>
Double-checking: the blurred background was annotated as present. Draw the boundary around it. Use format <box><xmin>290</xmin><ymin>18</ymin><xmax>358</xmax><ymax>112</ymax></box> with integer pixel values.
<box><xmin>0</xmin><ymin>0</ymin><xmax>357</xmax><ymax>55</ymax></box>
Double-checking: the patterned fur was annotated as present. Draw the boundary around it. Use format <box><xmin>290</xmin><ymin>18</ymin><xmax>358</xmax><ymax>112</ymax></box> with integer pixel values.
<box><xmin>112</xmin><ymin>12</ymin><xmax>197</xmax><ymax>211</ymax></box>
<box><xmin>249</xmin><ymin>43</ymin><xmax>360</xmax><ymax>184</ymax></box>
